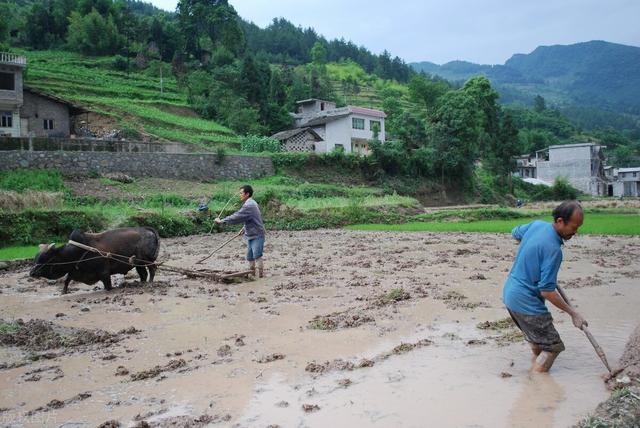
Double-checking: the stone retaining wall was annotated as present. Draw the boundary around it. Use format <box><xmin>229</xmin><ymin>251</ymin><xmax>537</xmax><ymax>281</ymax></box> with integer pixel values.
<box><xmin>0</xmin><ymin>151</ymin><xmax>274</xmax><ymax>180</ymax></box>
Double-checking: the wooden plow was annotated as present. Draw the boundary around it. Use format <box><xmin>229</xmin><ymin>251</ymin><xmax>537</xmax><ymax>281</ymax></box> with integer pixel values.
<box><xmin>156</xmin><ymin>263</ymin><xmax>254</xmax><ymax>284</ymax></box>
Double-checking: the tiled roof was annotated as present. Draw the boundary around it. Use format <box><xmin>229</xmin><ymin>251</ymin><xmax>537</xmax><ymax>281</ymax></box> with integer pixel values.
<box><xmin>349</xmin><ymin>106</ymin><xmax>386</xmax><ymax>118</ymax></box>
<box><xmin>24</xmin><ymin>86</ymin><xmax>87</xmax><ymax>114</ymax></box>
<box><xmin>271</xmin><ymin>127</ymin><xmax>322</xmax><ymax>141</ymax></box>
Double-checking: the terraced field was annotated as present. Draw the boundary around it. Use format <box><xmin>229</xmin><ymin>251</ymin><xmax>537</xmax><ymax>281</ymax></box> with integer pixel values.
<box><xmin>21</xmin><ymin>50</ymin><xmax>238</xmax><ymax>148</ymax></box>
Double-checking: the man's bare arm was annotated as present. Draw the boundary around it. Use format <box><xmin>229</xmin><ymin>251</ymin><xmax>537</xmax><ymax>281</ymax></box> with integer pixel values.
<box><xmin>540</xmin><ymin>290</ymin><xmax>587</xmax><ymax>329</ymax></box>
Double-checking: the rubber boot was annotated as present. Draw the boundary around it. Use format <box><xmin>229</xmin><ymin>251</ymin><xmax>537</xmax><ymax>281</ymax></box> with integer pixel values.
<box><xmin>249</xmin><ymin>261</ymin><xmax>256</xmax><ymax>276</ymax></box>
<box><xmin>257</xmin><ymin>257</ymin><xmax>264</xmax><ymax>278</ymax></box>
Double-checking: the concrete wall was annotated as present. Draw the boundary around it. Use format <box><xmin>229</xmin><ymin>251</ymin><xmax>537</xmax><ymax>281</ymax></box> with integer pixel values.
<box><xmin>548</xmin><ymin>145</ymin><xmax>591</xmax><ymax>162</ymax></box>
<box><xmin>0</xmin><ymin>151</ymin><xmax>274</xmax><ymax>180</ymax></box>
<box><xmin>537</xmin><ymin>145</ymin><xmax>607</xmax><ymax>196</ymax></box>
<box><xmin>321</xmin><ymin>114</ymin><xmax>385</xmax><ymax>154</ymax></box>
<box><xmin>0</xmin><ymin>137</ymin><xmax>198</xmax><ymax>154</ymax></box>
<box><xmin>21</xmin><ymin>91</ymin><xmax>70</xmax><ymax>137</ymax></box>
<box><xmin>324</xmin><ymin>117</ymin><xmax>351</xmax><ymax>152</ymax></box>
<box><xmin>537</xmin><ymin>158</ymin><xmax>606</xmax><ymax>195</ymax></box>
<box><xmin>349</xmin><ymin>113</ymin><xmax>385</xmax><ymax>143</ymax></box>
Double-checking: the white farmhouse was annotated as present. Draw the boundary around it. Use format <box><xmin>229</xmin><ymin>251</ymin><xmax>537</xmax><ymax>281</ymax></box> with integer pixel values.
<box><xmin>271</xmin><ymin>99</ymin><xmax>386</xmax><ymax>154</ymax></box>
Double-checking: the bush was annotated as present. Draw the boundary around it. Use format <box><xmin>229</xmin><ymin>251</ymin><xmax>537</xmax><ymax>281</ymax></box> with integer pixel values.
<box><xmin>143</xmin><ymin>194</ymin><xmax>192</xmax><ymax>209</ymax></box>
<box><xmin>215</xmin><ymin>146</ymin><xmax>226</xmax><ymax>165</ymax></box>
<box><xmin>515</xmin><ymin>177</ymin><xmax>580</xmax><ymax>202</ymax></box>
<box><xmin>270</xmin><ymin>151</ymin><xmax>376</xmax><ymax>180</ymax></box>
<box><xmin>124</xmin><ymin>212</ymin><xmax>197</xmax><ymax>237</ymax></box>
<box><xmin>240</xmin><ymin>135</ymin><xmax>281</xmax><ymax>153</ymax></box>
<box><xmin>112</xmin><ymin>55</ymin><xmax>129</xmax><ymax>71</ymax></box>
<box><xmin>121</xmin><ymin>125</ymin><xmax>141</xmax><ymax>140</ymax></box>
<box><xmin>0</xmin><ymin>210</ymin><xmax>108</xmax><ymax>245</ymax></box>
<box><xmin>0</xmin><ymin>169</ymin><xmax>67</xmax><ymax>192</ymax></box>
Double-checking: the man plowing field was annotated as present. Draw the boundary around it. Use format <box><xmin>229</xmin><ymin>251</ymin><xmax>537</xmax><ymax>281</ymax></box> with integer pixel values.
<box><xmin>215</xmin><ymin>185</ymin><xmax>266</xmax><ymax>278</ymax></box>
<box><xmin>503</xmin><ymin>201</ymin><xmax>588</xmax><ymax>372</ymax></box>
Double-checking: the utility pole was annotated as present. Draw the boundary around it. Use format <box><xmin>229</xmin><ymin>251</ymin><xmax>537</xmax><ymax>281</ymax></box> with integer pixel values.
<box><xmin>160</xmin><ymin>66</ymin><xmax>163</xmax><ymax>94</ymax></box>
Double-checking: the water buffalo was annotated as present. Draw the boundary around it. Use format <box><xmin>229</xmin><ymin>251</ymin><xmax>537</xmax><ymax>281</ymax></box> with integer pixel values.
<box><xmin>30</xmin><ymin>227</ymin><xmax>160</xmax><ymax>294</ymax></box>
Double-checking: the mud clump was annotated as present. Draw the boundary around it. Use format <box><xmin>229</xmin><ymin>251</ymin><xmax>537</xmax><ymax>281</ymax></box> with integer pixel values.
<box><xmin>22</xmin><ymin>365</ymin><xmax>64</xmax><ymax>382</ymax></box>
<box><xmin>573</xmin><ymin>386</ymin><xmax>640</xmax><ymax>428</ymax></box>
<box><xmin>0</xmin><ymin>319</ymin><xmax>132</xmax><ymax>352</ymax></box>
<box><xmin>134</xmin><ymin>414</ymin><xmax>230</xmax><ymax>427</ymax></box>
<box><xmin>217</xmin><ymin>344</ymin><xmax>232</xmax><ymax>357</ymax></box>
<box><xmin>338</xmin><ymin>378</ymin><xmax>353</xmax><ymax>388</ymax></box>
<box><xmin>302</xmin><ymin>404</ymin><xmax>320</xmax><ymax>413</ymax></box>
<box><xmin>98</xmin><ymin>421</ymin><xmax>121</xmax><ymax>428</ymax></box>
<box><xmin>384</xmin><ymin>339</ymin><xmax>433</xmax><ymax>358</ymax></box>
<box><xmin>434</xmin><ymin>290</ymin><xmax>485</xmax><ymax>310</ymax></box>
<box><xmin>257</xmin><ymin>353</ymin><xmax>285</xmax><ymax>363</ymax></box>
<box><xmin>305</xmin><ymin>359</ymin><xmax>355</xmax><ymax>374</ymax></box>
<box><xmin>115</xmin><ymin>366</ymin><xmax>129</xmax><ymax>376</ymax></box>
<box><xmin>130</xmin><ymin>359</ymin><xmax>186</xmax><ymax>381</ymax></box>
<box><xmin>477</xmin><ymin>317</ymin><xmax>524</xmax><ymax>345</ymax></box>
<box><xmin>26</xmin><ymin>392</ymin><xmax>91</xmax><ymax>415</ymax></box>
<box><xmin>375</xmin><ymin>288</ymin><xmax>411</xmax><ymax>306</ymax></box>
<box><xmin>477</xmin><ymin>318</ymin><xmax>515</xmax><ymax>331</ymax></box>
<box><xmin>562</xmin><ymin>275</ymin><xmax>604</xmax><ymax>289</ymax></box>
<box><xmin>308</xmin><ymin>310</ymin><xmax>374</xmax><ymax>331</ymax></box>
<box><xmin>606</xmin><ymin>325</ymin><xmax>640</xmax><ymax>391</ymax></box>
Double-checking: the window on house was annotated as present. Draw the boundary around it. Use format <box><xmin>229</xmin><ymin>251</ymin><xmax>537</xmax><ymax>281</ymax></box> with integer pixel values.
<box><xmin>352</xmin><ymin>118</ymin><xmax>364</xmax><ymax>130</ymax></box>
<box><xmin>320</xmin><ymin>102</ymin><xmax>325</xmax><ymax>111</ymax></box>
<box><xmin>0</xmin><ymin>72</ymin><xmax>15</xmax><ymax>90</ymax></box>
<box><xmin>370</xmin><ymin>120</ymin><xmax>381</xmax><ymax>131</ymax></box>
<box><xmin>43</xmin><ymin>119</ymin><xmax>55</xmax><ymax>130</ymax></box>
<box><xmin>1</xmin><ymin>112</ymin><xmax>12</xmax><ymax>128</ymax></box>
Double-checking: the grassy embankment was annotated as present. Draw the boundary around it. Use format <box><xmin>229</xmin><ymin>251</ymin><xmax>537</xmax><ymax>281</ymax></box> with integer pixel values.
<box><xmin>20</xmin><ymin>50</ymin><xmax>237</xmax><ymax>149</ymax></box>
<box><xmin>0</xmin><ymin>169</ymin><xmax>421</xmax><ymax>258</ymax></box>
<box><xmin>348</xmin><ymin>209</ymin><xmax>640</xmax><ymax>235</ymax></box>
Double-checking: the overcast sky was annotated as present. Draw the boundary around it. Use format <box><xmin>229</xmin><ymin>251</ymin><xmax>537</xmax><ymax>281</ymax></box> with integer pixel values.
<box><xmin>148</xmin><ymin>0</ymin><xmax>640</xmax><ymax>65</ymax></box>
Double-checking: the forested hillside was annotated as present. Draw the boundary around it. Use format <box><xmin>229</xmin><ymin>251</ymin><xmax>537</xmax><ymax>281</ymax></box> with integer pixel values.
<box><xmin>1</xmin><ymin>0</ymin><xmax>639</xmax><ymax>188</ymax></box>
<box><xmin>411</xmin><ymin>41</ymin><xmax>640</xmax><ymax>131</ymax></box>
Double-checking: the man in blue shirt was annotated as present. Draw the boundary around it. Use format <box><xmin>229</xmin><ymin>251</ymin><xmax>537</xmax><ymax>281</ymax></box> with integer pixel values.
<box><xmin>215</xmin><ymin>185</ymin><xmax>266</xmax><ymax>277</ymax></box>
<box><xmin>503</xmin><ymin>200</ymin><xmax>587</xmax><ymax>372</ymax></box>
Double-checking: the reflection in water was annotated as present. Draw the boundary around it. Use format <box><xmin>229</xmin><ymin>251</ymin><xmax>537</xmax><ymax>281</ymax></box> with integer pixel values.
<box><xmin>509</xmin><ymin>372</ymin><xmax>565</xmax><ymax>428</ymax></box>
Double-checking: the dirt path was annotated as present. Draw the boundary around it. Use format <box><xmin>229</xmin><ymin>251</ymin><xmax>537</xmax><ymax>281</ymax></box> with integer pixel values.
<box><xmin>1</xmin><ymin>230</ymin><xmax>638</xmax><ymax>427</ymax></box>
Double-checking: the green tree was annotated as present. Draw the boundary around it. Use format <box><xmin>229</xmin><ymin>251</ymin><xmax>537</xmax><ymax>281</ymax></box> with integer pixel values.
<box><xmin>310</xmin><ymin>41</ymin><xmax>327</xmax><ymax>65</ymax></box>
<box><xmin>177</xmin><ymin>0</ymin><xmax>244</xmax><ymax>59</ymax></box>
<box><xmin>429</xmin><ymin>90</ymin><xmax>481</xmax><ymax>186</ymax></box>
<box><xmin>611</xmin><ymin>143</ymin><xmax>640</xmax><ymax>167</ymax></box>
<box><xmin>533</xmin><ymin>94</ymin><xmax>546</xmax><ymax>112</ymax></box>
<box><xmin>67</xmin><ymin>9</ymin><xmax>124</xmax><ymax>55</ymax></box>
<box><xmin>408</xmin><ymin>74</ymin><xmax>448</xmax><ymax>110</ymax></box>
<box><xmin>0</xmin><ymin>13</ymin><xmax>8</xmax><ymax>49</ymax></box>
<box><xmin>486</xmin><ymin>112</ymin><xmax>520</xmax><ymax>188</ymax></box>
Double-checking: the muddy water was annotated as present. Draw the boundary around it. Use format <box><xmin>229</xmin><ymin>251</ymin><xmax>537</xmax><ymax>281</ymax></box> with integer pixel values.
<box><xmin>0</xmin><ymin>230</ymin><xmax>638</xmax><ymax>427</ymax></box>
<box><xmin>237</xmin><ymin>281</ymin><xmax>638</xmax><ymax>428</ymax></box>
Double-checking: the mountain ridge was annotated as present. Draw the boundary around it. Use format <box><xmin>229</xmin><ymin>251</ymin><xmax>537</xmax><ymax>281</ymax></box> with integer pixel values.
<box><xmin>410</xmin><ymin>40</ymin><xmax>640</xmax><ymax>120</ymax></box>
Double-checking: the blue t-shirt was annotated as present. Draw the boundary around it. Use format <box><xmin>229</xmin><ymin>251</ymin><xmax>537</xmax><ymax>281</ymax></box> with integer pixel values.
<box><xmin>502</xmin><ymin>220</ymin><xmax>563</xmax><ymax>315</ymax></box>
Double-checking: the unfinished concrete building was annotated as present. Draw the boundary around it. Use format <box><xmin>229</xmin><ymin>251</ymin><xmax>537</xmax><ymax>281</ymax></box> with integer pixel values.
<box><xmin>535</xmin><ymin>143</ymin><xmax>607</xmax><ymax>196</ymax></box>
<box><xmin>608</xmin><ymin>167</ymin><xmax>640</xmax><ymax>197</ymax></box>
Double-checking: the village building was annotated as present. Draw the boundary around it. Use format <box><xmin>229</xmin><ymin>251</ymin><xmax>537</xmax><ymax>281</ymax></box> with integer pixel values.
<box><xmin>271</xmin><ymin>99</ymin><xmax>386</xmax><ymax>154</ymax></box>
<box><xmin>513</xmin><ymin>142</ymin><xmax>608</xmax><ymax>196</ymax></box>
<box><xmin>0</xmin><ymin>52</ymin><xmax>83</xmax><ymax>138</ymax></box>
<box><xmin>607</xmin><ymin>167</ymin><xmax>640</xmax><ymax>197</ymax></box>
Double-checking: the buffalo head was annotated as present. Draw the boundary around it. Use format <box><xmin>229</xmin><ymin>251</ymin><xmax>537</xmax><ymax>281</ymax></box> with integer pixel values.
<box><xmin>30</xmin><ymin>243</ymin><xmax>66</xmax><ymax>280</ymax></box>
